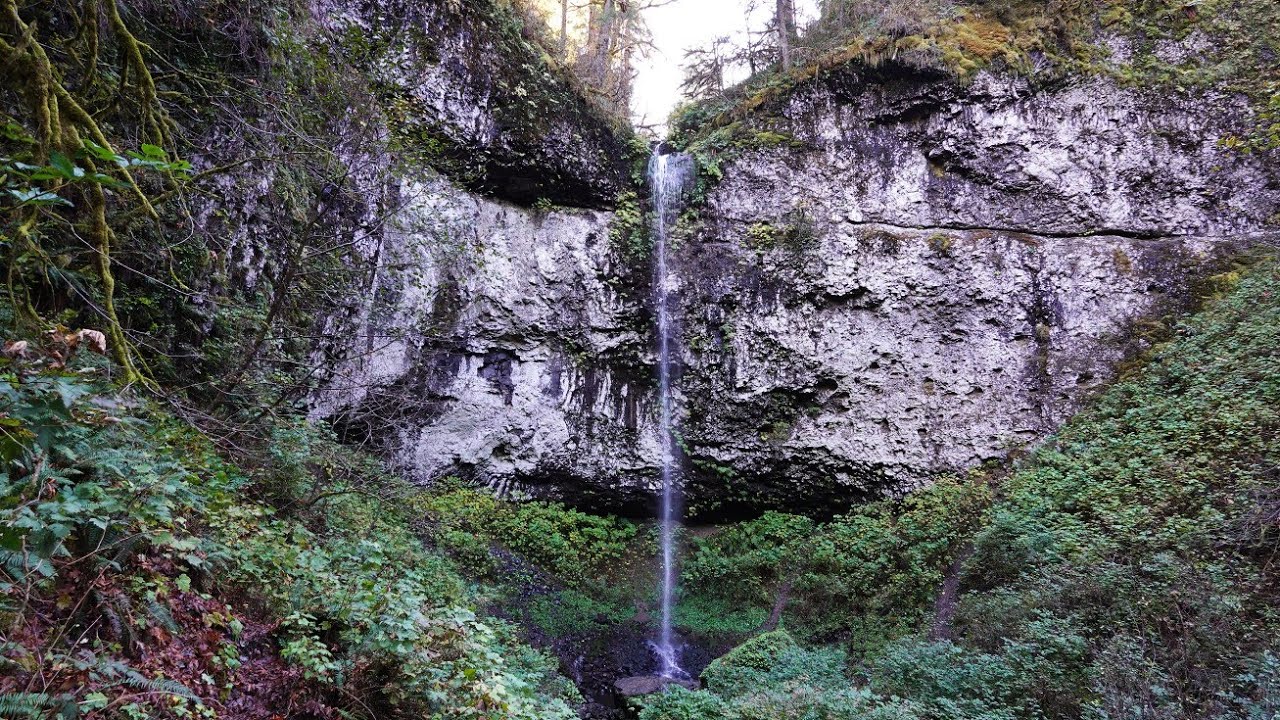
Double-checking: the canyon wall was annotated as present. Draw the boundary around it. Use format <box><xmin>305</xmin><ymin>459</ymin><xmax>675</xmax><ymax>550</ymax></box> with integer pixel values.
<box><xmin>299</xmin><ymin>0</ymin><xmax>661</xmax><ymax>511</ymax></box>
<box><xmin>312</xmin><ymin>40</ymin><xmax>1279</xmax><ymax>514</ymax></box>
<box><xmin>669</xmin><ymin>64</ymin><xmax>1278</xmax><ymax>514</ymax></box>
<box><xmin>312</xmin><ymin>174</ymin><xmax>659</xmax><ymax>511</ymax></box>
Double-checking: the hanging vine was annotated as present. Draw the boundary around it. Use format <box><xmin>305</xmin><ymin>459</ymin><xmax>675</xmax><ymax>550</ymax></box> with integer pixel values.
<box><xmin>0</xmin><ymin>0</ymin><xmax>183</xmax><ymax>387</ymax></box>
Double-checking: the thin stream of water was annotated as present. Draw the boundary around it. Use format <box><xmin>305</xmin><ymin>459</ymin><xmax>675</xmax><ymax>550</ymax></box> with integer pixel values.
<box><xmin>648</xmin><ymin>148</ymin><xmax>693</xmax><ymax>680</ymax></box>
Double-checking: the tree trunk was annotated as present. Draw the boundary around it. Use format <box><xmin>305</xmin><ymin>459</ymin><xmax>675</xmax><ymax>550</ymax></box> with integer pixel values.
<box><xmin>583</xmin><ymin>0</ymin><xmax>614</xmax><ymax>83</ymax></box>
<box><xmin>585</xmin><ymin>1</ymin><xmax>601</xmax><ymax>66</ymax></box>
<box><xmin>777</xmin><ymin>0</ymin><xmax>794</xmax><ymax>70</ymax></box>
<box><xmin>601</xmin><ymin>0</ymin><xmax>618</xmax><ymax>62</ymax></box>
<box><xmin>559</xmin><ymin>0</ymin><xmax>569</xmax><ymax>60</ymax></box>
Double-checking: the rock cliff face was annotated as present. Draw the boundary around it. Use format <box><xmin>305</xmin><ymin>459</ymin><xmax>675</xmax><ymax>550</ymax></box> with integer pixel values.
<box><xmin>670</xmin><ymin>64</ymin><xmax>1279</xmax><ymax>515</ymax></box>
<box><xmin>315</xmin><ymin>59</ymin><xmax>1280</xmax><ymax>516</ymax></box>
<box><xmin>179</xmin><ymin>0</ymin><xmax>654</xmax><ymax>511</ymax></box>
<box><xmin>320</xmin><ymin>0</ymin><xmax>631</xmax><ymax>207</ymax></box>
<box><xmin>313</xmin><ymin>173</ymin><xmax>659</xmax><ymax>511</ymax></box>
<box><xmin>277</xmin><ymin>0</ymin><xmax>660</xmax><ymax>512</ymax></box>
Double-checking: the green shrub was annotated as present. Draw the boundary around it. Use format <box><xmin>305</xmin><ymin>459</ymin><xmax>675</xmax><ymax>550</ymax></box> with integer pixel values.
<box><xmin>674</xmin><ymin>593</ymin><xmax>769</xmax><ymax>635</ymax></box>
<box><xmin>683</xmin><ymin>478</ymin><xmax>991</xmax><ymax>648</ymax></box>
<box><xmin>0</xmin><ymin>363</ymin><xmax>581</xmax><ymax>719</ymax></box>
<box><xmin>726</xmin><ymin>686</ymin><xmax>897</xmax><ymax>720</ymax></box>
<box><xmin>609</xmin><ymin>190</ymin><xmax>651</xmax><ymax>260</ymax></box>
<box><xmin>685</xmin><ymin>512</ymin><xmax>816</xmax><ymax>606</ymax></box>
<box><xmin>702</xmin><ymin>630</ymin><xmax>847</xmax><ymax>699</ymax></box>
<box><xmin>521</xmin><ymin>588</ymin><xmax>633</xmax><ymax>636</ymax></box>
<box><xmin>1216</xmin><ymin>651</ymin><xmax>1280</xmax><ymax>720</ymax></box>
<box><xmin>954</xmin><ymin>260</ymin><xmax>1280</xmax><ymax>712</ymax></box>
<box><xmin>639</xmin><ymin>685</ymin><xmax>729</xmax><ymax>720</ymax></box>
<box><xmin>870</xmin><ymin>639</ymin><xmax>1027</xmax><ymax>719</ymax></box>
<box><xmin>673</xmin><ymin>632</ymin><xmax>929</xmax><ymax>720</ymax></box>
<box><xmin>417</xmin><ymin>483</ymin><xmax>638</xmax><ymax>587</ymax></box>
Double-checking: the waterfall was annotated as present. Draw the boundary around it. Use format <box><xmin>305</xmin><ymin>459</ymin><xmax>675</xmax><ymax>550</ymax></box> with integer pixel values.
<box><xmin>648</xmin><ymin>147</ymin><xmax>693</xmax><ymax>680</ymax></box>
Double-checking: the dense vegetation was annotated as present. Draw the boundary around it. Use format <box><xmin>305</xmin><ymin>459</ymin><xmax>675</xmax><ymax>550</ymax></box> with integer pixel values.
<box><xmin>1</xmin><ymin>0</ymin><xmax>637</xmax><ymax>414</ymax></box>
<box><xmin>7</xmin><ymin>257</ymin><xmax>1276</xmax><ymax>716</ymax></box>
<box><xmin>0</xmin><ymin>345</ymin><xmax>590</xmax><ymax>717</ymax></box>
<box><xmin>0</xmin><ymin>0</ymin><xmax>642</xmax><ymax>716</ymax></box>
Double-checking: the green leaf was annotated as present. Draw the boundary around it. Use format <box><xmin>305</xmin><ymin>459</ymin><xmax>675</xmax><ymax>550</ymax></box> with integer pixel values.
<box><xmin>81</xmin><ymin>140</ymin><xmax>121</xmax><ymax>163</ymax></box>
<box><xmin>0</xmin><ymin>122</ymin><xmax>36</xmax><ymax>144</ymax></box>
<box><xmin>48</xmin><ymin>151</ymin><xmax>80</xmax><ymax>179</ymax></box>
<box><xmin>53</xmin><ymin>377</ymin><xmax>91</xmax><ymax>410</ymax></box>
<box><xmin>80</xmin><ymin>693</ymin><xmax>109</xmax><ymax>712</ymax></box>
<box><xmin>89</xmin><ymin>172</ymin><xmax>127</xmax><ymax>189</ymax></box>
<box><xmin>0</xmin><ymin>526</ymin><xmax>24</xmax><ymax>552</ymax></box>
<box><xmin>7</xmin><ymin>188</ymin><xmax>72</xmax><ymax>207</ymax></box>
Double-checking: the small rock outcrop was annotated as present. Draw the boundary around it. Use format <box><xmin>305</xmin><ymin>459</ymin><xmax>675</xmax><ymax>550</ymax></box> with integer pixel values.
<box><xmin>614</xmin><ymin>676</ymin><xmax>700</xmax><ymax>697</ymax></box>
<box><xmin>319</xmin><ymin>0</ymin><xmax>631</xmax><ymax>207</ymax></box>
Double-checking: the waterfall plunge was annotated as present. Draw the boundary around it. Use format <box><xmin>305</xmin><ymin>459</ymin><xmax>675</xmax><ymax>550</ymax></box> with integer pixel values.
<box><xmin>648</xmin><ymin>147</ymin><xmax>694</xmax><ymax>680</ymax></box>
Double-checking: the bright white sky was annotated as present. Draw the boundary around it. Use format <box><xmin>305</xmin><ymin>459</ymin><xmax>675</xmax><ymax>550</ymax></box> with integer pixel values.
<box><xmin>631</xmin><ymin>0</ymin><xmax>818</xmax><ymax>128</ymax></box>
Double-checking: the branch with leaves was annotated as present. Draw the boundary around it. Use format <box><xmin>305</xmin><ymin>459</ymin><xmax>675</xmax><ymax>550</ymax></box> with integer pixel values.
<box><xmin>1</xmin><ymin>0</ymin><xmax>188</xmax><ymax>387</ymax></box>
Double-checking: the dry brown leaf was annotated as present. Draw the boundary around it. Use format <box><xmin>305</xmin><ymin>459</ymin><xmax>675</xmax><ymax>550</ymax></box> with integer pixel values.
<box><xmin>2</xmin><ymin>340</ymin><xmax>29</xmax><ymax>358</ymax></box>
<box><xmin>78</xmin><ymin>329</ymin><xmax>108</xmax><ymax>355</ymax></box>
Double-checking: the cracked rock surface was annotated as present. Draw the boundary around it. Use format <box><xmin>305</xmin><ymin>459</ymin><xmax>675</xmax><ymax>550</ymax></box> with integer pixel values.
<box><xmin>312</xmin><ymin>173</ymin><xmax>663</xmax><ymax>512</ymax></box>
<box><xmin>315</xmin><ymin>62</ymin><xmax>1280</xmax><ymax>516</ymax></box>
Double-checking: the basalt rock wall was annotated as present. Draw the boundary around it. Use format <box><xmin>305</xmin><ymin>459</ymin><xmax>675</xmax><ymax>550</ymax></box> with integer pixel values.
<box><xmin>313</xmin><ymin>57</ymin><xmax>1279</xmax><ymax>516</ymax></box>
<box><xmin>667</xmin><ymin>64</ymin><xmax>1279</xmax><ymax>515</ymax></box>
<box><xmin>312</xmin><ymin>173</ymin><xmax>662</xmax><ymax>512</ymax></box>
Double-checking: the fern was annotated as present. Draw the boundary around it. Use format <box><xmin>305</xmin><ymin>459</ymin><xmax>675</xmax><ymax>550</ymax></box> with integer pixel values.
<box><xmin>0</xmin><ymin>692</ymin><xmax>57</xmax><ymax>719</ymax></box>
<box><xmin>108</xmin><ymin>534</ymin><xmax>144</xmax><ymax>567</ymax></box>
<box><xmin>90</xmin><ymin>589</ymin><xmax>123</xmax><ymax>642</ymax></box>
<box><xmin>0</xmin><ymin>548</ymin><xmax>30</xmax><ymax>582</ymax></box>
<box><xmin>120</xmin><ymin>668</ymin><xmax>198</xmax><ymax>701</ymax></box>
<box><xmin>144</xmin><ymin>598</ymin><xmax>180</xmax><ymax>634</ymax></box>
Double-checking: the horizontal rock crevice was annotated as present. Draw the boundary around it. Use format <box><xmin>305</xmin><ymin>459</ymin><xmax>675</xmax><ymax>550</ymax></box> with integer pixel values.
<box><xmin>715</xmin><ymin>216</ymin><xmax>1280</xmax><ymax>242</ymax></box>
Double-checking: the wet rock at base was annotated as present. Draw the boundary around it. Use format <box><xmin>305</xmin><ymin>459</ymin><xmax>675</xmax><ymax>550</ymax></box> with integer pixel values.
<box><xmin>614</xmin><ymin>675</ymin><xmax>700</xmax><ymax>699</ymax></box>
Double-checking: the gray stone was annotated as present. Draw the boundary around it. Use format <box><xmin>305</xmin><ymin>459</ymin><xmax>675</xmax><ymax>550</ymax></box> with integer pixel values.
<box><xmin>312</xmin><ymin>0</ymin><xmax>628</xmax><ymax>207</ymax></box>
<box><xmin>614</xmin><ymin>676</ymin><xmax>700</xmax><ymax>698</ymax></box>
<box><xmin>666</xmin><ymin>63</ymin><xmax>1279</xmax><ymax>513</ymax></box>
<box><xmin>311</xmin><ymin>61</ymin><xmax>1280</xmax><ymax>515</ymax></box>
<box><xmin>309</xmin><ymin>172</ymin><xmax>663</xmax><ymax>511</ymax></box>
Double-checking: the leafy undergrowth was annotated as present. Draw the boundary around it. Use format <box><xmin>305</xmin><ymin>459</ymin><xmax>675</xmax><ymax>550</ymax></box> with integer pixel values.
<box><xmin>414</xmin><ymin>482</ymin><xmax>648</xmax><ymax>638</ymax></box>
<box><xmin>644</xmin><ymin>258</ymin><xmax>1280</xmax><ymax>718</ymax></box>
<box><xmin>0</xmin><ymin>345</ymin><xmax>580</xmax><ymax>718</ymax></box>
<box><xmin>418</xmin><ymin>484</ymin><xmax>642</xmax><ymax>590</ymax></box>
<box><xmin>4</xmin><ymin>235</ymin><xmax>1277</xmax><ymax>720</ymax></box>
<box><xmin>681</xmin><ymin>476</ymin><xmax>991</xmax><ymax>651</ymax></box>
<box><xmin>415</xmin><ymin>485</ymin><xmax>749</xmax><ymax>705</ymax></box>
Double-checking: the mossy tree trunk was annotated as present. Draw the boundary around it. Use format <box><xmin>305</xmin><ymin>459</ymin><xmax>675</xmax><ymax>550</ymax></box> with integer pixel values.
<box><xmin>1</xmin><ymin>0</ymin><xmax>175</xmax><ymax>387</ymax></box>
